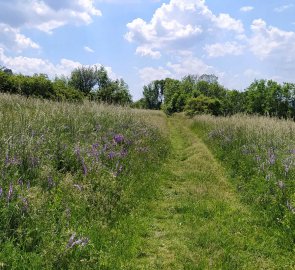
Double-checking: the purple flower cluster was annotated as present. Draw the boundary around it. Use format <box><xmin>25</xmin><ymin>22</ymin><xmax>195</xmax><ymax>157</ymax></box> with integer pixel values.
<box><xmin>113</xmin><ymin>134</ymin><xmax>124</xmax><ymax>144</ymax></box>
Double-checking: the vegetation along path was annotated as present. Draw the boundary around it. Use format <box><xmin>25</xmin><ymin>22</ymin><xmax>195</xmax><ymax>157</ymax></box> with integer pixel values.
<box><xmin>132</xmin><ymin>115</ymin><xmax>294</xmax><ymax>270</ymax></box>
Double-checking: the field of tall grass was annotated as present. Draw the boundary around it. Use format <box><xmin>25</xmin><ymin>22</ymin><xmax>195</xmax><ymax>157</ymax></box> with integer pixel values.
<box><xmin>0</xmin><ymin>94</ymin><xmax>168</xmax><ymax>269</ymax></box>
<box><xmin>191</xmin><ymin>114</ymin><xmax>295</xmax><ymax>247</ymax></box>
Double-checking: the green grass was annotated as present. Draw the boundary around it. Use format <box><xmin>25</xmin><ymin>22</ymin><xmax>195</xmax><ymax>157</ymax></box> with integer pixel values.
<box><xmin>132</xmin><ymin>115</ymin><xmax>295</xmax><ymax>269</ymax></box>
<box><xmin>1</xmin><ymin>95</ymin><xmax>294</xmax><ymax>269</ymax></box>
<box><xmin>0</xmin><ymin>94</ymin><xmax>169</xmax><ymax>269</ymax></box>
<box><xmin>190</xmin><ymin>114</ymin><xmax>295</xmax><ymax>245</ymax></box>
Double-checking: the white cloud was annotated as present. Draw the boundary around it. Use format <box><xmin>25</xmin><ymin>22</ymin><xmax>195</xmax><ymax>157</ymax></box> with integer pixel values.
<box><xmin>135</xmin><ymin>46</ymin><xmax>161</xmax><ymax>58</ymax></box>
<box><xmin>0</xmin><ymin>0</ymin><xmax>101</xmax><ymax>32</ymax></box>
<box><xmin>0</xmin><ymin>23</ymin><xmax>40</xmax><ymax>52</ymax></box>
<box><xmin>274</xmin><ymin>4</ymin><xmax>293</xmax><ymax>13</ymax></box>
<box><xmin>213</xmin><ymin>13</ymin><xmax>244</xmax><ymax>33</ymax></box>
<box><xmin>139</xmin><ymin>53</ymin><xmax>217</xmax><ymax>85</ymax></box>
<box><xmin>125</xmin><ymin>0</ymin><xmax>244</xmax><ymax>58</ymax></box>
<box><xmin>204</xmin><ymin>42</ymin><xmax>245</xmax><ymax>57</ymax></box>
<box><xmin>84</xmin><ymin>46</ymin><xmax>95</xmax><ymax>53</ymax></box>
<box><xmin>0</xmin><ymin>48</ymin><xmax>116</xmax><ymax>79</ymax></box>
<box><xmin>249</xmin><ymin>19</ymin><xmax>295</xmax><ymax>62</ymax></box>
<box><xmin>240</xmin><ymin>6</ymin><xmax>254</xmax><ymax>12</ymax></box>
<box><xmin>139</xmin><ymin>66</ymin><xmax>172</xmax><ymax>85</ymax></box>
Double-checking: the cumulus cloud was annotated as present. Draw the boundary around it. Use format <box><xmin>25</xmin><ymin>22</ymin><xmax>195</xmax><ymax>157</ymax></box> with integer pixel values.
<box><xmin>0</xmin><ymin>0</ymin><xmax>101</xmax><ymax>51</ymax></box>
<box><xmin>125</xmin><ymin>0</ymin><xmax>244</xmax><ymax>58</ymax></box>
<box><xmin>249</xmin><ymin>19</ymin><xmax>295</xmax><ymax>62</ymax></box>
<box><xmin>0</xmin><ymin>24</ymin><xmax>40</xmax><ymax>52</ymax></box>
<box><xmin>0</xmin><ymin>0</ymin><xmax>101</xmax><ymax>32</ymax></box>
<box><xmin>0</xmin><ymin>48</ymin><xmax>116</xmax><ymax>79</ymax></box>
<box><xmin>138</xmin><ymin>53</ymin><xmax>217</xmax><ymax>85</ymax></box>
<box><xmin>204</xmin><ymin>42</ymin><xmax>245</xmax><ymax>57</ymax></box>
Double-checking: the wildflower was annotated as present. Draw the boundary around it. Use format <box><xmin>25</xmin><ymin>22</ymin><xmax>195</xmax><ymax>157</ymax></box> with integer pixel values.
<box><xmin>113</xmin><ymin>134</ymin><xmax>124</xmax><ymax>144</ymax></box>
<box><xmin>0</xmin><ymin>187</ymin><xmax>3</xmax><ymax>198</ymax></box>
<box><xmin>108</xmin><ymin>152</ymin><xmax>116</xmax><ymax>159</ymax></box>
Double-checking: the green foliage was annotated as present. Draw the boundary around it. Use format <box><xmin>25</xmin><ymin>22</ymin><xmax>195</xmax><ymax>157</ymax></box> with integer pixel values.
<box><xmin>94</xmin><ymin>78</ymin><xmax>132</xmax><ymax>105</ymax></box>
<box><xmin>69</xmin><ymin>66</ymin><xmax>97</xmax><ymax>95</ymax></box>
<box><xmin>0</xmin><ymin>65</ymin><xmax>133</xmax><ymax>104</ymax></box>
<box><xmin>52</xmin><ymin>78</ymin><xmax>84</xmax><ymax>102</ymax></box>
<box><xmin>142</xmin><ymin>80</ymin><xmax>164</xmax><ymax>110</ymax></box>
<box><xmin>185</xmin><ymin>95</ymin><xmax>221</xmax><ymax>116</ymax></box>
<box><xmin>141</xmin><ymin>73</ymin><xmax>295</xmax><ymax>120</ymax></box>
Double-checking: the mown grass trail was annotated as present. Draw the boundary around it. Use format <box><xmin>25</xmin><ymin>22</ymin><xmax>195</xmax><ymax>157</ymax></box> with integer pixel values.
<box><xmin>132</xmin><ymin>115</ymin><xmax>294</xmax><ymax>270</ymax></box>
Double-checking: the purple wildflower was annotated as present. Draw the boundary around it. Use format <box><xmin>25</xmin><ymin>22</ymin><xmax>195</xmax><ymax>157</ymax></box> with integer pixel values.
<box><xmin>108</xmin><ymin>152</ymin><xmax>116</xmax><ymax>159</ymax></box>
<box><xmin>113</xmin><ymin>134</ymin><xmax>124</xmax><ymax>144</ymax></box>
<box><xmin>0</xmin><ymin>187</ymin><xmax>3</xmax><ymax>198</ymax></box>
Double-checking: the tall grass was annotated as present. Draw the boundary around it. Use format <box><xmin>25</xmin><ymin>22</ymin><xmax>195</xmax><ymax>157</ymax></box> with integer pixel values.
<box><xmin>0</xmin><ymin>94</ymin><xmax>168</xmax><ymax>269</ymax></box>
<box><xmin>191</xmin><ymin>114</ymin><xmax>295</xmax><ymax>246</ymax></box>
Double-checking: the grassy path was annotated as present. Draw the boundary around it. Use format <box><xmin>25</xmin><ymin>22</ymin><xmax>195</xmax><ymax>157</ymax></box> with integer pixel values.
<box><xmin>132</xmin><ymin>116</ymin><xmax>294</xmax><ymax>269</ymax></box>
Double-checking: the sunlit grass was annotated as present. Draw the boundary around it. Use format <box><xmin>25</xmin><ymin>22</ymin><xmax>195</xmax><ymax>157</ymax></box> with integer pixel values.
<box><xmin>0</xmin><ymin>94</ymin><xmax>169</xmax><ymax>269</ymax></box>
<box><xmin>191</xmin><ymin>114</ymin><xmax>295</xmax><ymax>246</ymax></box>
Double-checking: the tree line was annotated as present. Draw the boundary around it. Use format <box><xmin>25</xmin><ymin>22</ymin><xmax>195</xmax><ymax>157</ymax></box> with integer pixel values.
<box><xmin>0</xmin><ymin>65</ymin><xmax>132</xmax><ymax>104</ymax></box>
<box><xmin>135</xmin><ymin>74</ymin><xmax>295</xmax><ymax>119</ymax></box>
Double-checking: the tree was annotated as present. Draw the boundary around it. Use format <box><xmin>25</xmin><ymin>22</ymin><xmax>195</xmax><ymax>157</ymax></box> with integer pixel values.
<box><xmin>185</xmin><ymin>95</ymin><xmax>221</xmax><ymax>116</ymax></box>
<box><xmin>69</xmin><ymin>66</ymin><xmax>97</xmax><ymax>95</ymax></box>
<box><xmin>142</xmin><ymin>80</ymin><xmax>165</xmax><ymax>109</ymax></box>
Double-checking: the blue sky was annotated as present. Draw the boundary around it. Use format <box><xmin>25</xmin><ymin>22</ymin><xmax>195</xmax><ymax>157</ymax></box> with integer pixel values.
<box><xmin>0</xmin><ymin>0</ymin><xmax>295</xmax><ymax>100</ymax></box>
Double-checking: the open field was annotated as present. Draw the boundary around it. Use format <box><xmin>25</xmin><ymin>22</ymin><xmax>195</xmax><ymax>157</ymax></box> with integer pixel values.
<box><xmin>0</xmin><ymin>95</ymin><xmax>294</xmax><ymax>269</ymax></box>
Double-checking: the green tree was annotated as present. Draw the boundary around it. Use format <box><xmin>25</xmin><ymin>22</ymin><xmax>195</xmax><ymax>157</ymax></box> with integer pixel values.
<box><xmin>69</xmin><ymin>66</ymin><xmax>97</xmax><ymax>94</ymax></box>
<box><xmin>185</xmin><ymin>95</ymin><xmax>221</xmax><ymax>116</ymax></box>
<box><xmin>142</xmin><ymin>80</ymin><xmax>165</xmax><ymax>109</ymax></box>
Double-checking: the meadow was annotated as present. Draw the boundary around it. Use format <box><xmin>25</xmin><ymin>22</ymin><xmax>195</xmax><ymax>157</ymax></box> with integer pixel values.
<box><xmin>1</xmin><ymin>93</ymin><xmax>295</xmax><ymax>269</ymax></box>
<box><xmin>191</xmin><ymin>115</ymin><xmax>295</xmax><ymax>246</ymax></box>
<box><xmin>0</xmin><ymin>94</ymin><xmax>168</xmax><ymax>269</ymax></box>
